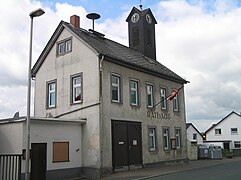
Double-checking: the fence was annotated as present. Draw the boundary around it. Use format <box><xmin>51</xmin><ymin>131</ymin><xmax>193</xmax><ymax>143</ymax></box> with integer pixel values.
<box><xmin>0</xmin><ymin>154</ymin><xmax>22</xmax><ymax>180</ymax></box>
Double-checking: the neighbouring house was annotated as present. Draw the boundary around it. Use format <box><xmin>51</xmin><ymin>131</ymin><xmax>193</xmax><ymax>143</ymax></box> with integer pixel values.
<box><xmin>186</xmin><ymin>123</ymin><xmax>203</xmax><ymax>160</ymax></box>
<box><xmin>186</xmin><ymin>123</ymin><xmax>203</xmax><ymax>145</ymax></box>
<box><xmin>204</xmin><ymin>111</ymin><xmax>241</xmax><ymax>154</ymax></box>
<box><xmin>0</xmin><ymin>6</ymin><xmax>189</xmax><ymax>180</ymax></box>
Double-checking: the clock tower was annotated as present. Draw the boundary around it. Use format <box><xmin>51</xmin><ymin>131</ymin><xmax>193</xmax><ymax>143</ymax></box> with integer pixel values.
<box><xmin>126</xmin><ymin>7</ymin><xmax>157</xmax><ymax>60</ymax></box>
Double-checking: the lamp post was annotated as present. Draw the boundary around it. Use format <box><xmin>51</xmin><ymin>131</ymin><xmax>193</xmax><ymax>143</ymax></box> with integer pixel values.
<box><xmin>25</xmin><ymin>8</ymin><xmax>45</xmax><ymax>180</ymax></box>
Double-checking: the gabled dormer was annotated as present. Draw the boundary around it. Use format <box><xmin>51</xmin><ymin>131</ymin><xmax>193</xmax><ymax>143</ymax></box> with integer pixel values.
<box><xmin>126</xmin><ymin>7</ymin><xmax>157</xmax><ymax>60</ymax></box>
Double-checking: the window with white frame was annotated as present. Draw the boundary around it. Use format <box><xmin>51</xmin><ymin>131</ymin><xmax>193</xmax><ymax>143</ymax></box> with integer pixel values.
<box><xmin>57</xmin><ymin>38</ymin><xmax>72</xmax><ymax>56</ymax></box>
<box><xmin>47</xmin><ymin>81</ymin><xmax>56</xmax><ymax>108</ymax></box>
<box><xmin>130</xmin><ymin>80</ymin><xmax>138</xmax><ymax>106</ymax></box>
<box><xmin>173</xmin><ymin>92</ymin><xmax>179</xmax><ymax>111</ymax></box>
<box><xmin>215</xmin><ymin>128</ymin><xmax>222</xmax><ymax>135</ymax></box>
<box><xmin>163</xmin><ymin>128</ymin><xmax>170</xmax><ymax>150</ymax></box>
<box><xmin>71</xmin><ymin>74</ymin><xmax>82</xmax><ymax>103</ymax></box>
<box><xmin>175</xmin><ymin>128</ymin><xmax>181</xmax><ymax>149</ymax></box>
<box><xmin>111</xmin><ymin>74</ymin><xmax>121</xmax><ymax>103</ymax></box>
<box><xmin>234</xmin><ymin>141</ymin><xmax>241</xmax><ymax>148</ymax></box>
<box><xmin>65</xmin><ymin>39</ymin><xmax>72</xmax><ymax>52</ymax></box>
<box><xmin>148</xmin><ymin>127</ymin><xmax>157</xmax><ymax>151</ymax></box>
<box><xmin>231</xmin><ymin>128</ymin><xmax>238</xmax><ymax>135</ymax></box>
<box><xmin>58</xmin><ymin>42</ymin><xmax>65</xmax><ymax>55</ymax></box>
<box><xmin>160</xmin><ymin>88</ymin><xmax>167</xmax><ymax>109</ymax></box>
<box><xmin>147</xmin><ymin>84</ymin><xmax>153</xmax><ymax>107</ymax></box>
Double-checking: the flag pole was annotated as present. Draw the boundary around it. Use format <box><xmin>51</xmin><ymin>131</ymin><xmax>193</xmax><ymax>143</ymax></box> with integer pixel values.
<box><xmin>152</xmin><ymin>85</ymin><xmax>184</xmax><ymax>109</ymax></box>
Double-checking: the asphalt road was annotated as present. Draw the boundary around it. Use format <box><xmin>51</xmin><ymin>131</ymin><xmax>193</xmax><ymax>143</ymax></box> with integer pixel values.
<box><xmin>147</xmin><ymin>159</ymin><xmax>241</xmax><ymax>180</ymax></box>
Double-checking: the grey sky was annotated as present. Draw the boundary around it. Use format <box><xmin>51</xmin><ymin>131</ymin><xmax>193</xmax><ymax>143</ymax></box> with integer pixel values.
<box><xmin>1</xmin><ymin>0</ymin><xmax>241</xmax><ymax>132</ymax></box>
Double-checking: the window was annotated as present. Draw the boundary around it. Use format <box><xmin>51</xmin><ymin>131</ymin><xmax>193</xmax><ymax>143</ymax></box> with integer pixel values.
<box><xmin>47</xmin><ymin>81</ymin><xmax>56</xmax><ymax>108</ymax></box>
<box><xmin>215</xmin><ymin>129</ymin><xmax>222</xmax><ymax>135</ymax></box>
<box><xmin>163</xmin><ymin>128</ymin><xmax>170</xmax><ymax>150</ymax></box>
<box><xmin>130</xmin><ymin>80</ymin><xmax>138</xmax><ymax>106</ymax></box>
<box><xmin>231</xmin><ymin>128</ymin><xmax>238</xmax><ymax>135</ymax></box>
<box><xmin>58</xmin><ymin>42</ymin><xmax>65</xmax><ymax>55</ymax></box>
<box><xmin>173</xmin><ymin>91</ymin><xmax>179</xmax><ymax>111</ymax></box>
<box><xmin>71</xmin><ymin>74</ymin><xmax>82</xmax><ymax>104</ymax></box>
<box><xmin>234</xmin><ymin>141</ymin><xmax>241</xmax><ymax>148</ymax></box>
<box><xmin>148</xmin><ymin>127</ymin><xmax>157</xmax><ymax>151</ymax></box>
<box><xmin>57</xmin><ymin>38</ymin><xmax>72</xmax><ymax>55</ymax></box>
<box><xmin>53</xmin><ymin>142</ymin><xmax>69</xmax><ymax>163</ymax></box>
<box><xmin>193</xmin><ymin>133</ymin><xmax>197</xmax><ymax>140</ymax></box>
<box><xmin>147</xmin><ymin>84</ymin><xmax>153</xmax><ymax>107</ymax></box>
<box><xmin>133</xmin><ymin>27</ymin><xmax>139</xmax><ymax>46</ymax></box>
<box><xmin>175</xmin><ymin>128</ymin><xmax>181</xmax><ymax>149</ymax></box>
<box><xmin>147</xmin><ymin>29</ymin><xmax>152</xmax><ymax>46</ymax></box>
<box><xmin>65</xmin><ymin>39</ymin><xmax>72</xmax><ymax>52</ymax></box>
<box><xmin>111</xmin><ymin>74</ymin><xmax>121</xmax><ymax>103</ymax></box>
<box><xmin>160</xmin><ymin>88</ymin><xmax>167</xmax><ymax>110</ymax></box>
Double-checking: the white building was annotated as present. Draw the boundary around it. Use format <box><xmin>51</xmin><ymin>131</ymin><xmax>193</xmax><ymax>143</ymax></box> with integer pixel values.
<box><xmin>186</xmin><ymin>123</ymin><xmax>203</xmax><ymax>160</ymax></box>
<box><xmin>186</xmin><ymin>123</ymin><xmax>203</xmax><ymax>145</ymax></box>
<box><xmin>0</xmin><ymin>6</ymin><xmax>189</xmax><ymax>179</ymax></box>
<box><xmin>205</xmin><ymin>111</ymin><xmax>241</xmax><ymax>151</ymax></box>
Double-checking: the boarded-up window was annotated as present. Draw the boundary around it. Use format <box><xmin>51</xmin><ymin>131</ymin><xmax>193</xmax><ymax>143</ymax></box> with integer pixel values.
<box><xmin>53</xmin><ymin>142</ymin><xmax>69</xmax><ymax>163</ymax></box>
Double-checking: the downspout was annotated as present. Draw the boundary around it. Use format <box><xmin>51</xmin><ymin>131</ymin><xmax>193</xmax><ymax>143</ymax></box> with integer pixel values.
<box><xmin>99</xmin><ymin>54</ymin><xmax>104</xmax><ymax>175</ymax></box>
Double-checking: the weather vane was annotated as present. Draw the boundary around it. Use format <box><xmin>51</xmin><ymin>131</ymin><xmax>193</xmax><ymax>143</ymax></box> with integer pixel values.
<box><xmin>139</xmin><ymin>0</ymin><xmax>143</xmax><ymax>10</ymax></box>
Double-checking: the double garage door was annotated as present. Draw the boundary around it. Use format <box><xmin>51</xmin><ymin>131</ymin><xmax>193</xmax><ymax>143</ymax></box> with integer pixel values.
<box><xmin>112</xmin><ymin>121</ymin><xmax>142</xmax><ymax>170</ymax></box>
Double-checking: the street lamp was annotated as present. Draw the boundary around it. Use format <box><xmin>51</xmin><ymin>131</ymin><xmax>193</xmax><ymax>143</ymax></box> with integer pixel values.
<box><xmin>26</xmin><ymin>8</ymin><xmax>45</xmax><ymax>180</ymax></box>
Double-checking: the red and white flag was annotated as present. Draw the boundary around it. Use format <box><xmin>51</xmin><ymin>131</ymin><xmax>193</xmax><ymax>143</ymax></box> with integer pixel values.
<box><xmin>167</xmin><ymin>89</ymin><xmax>179</xmax><ymax>101</ymax></box>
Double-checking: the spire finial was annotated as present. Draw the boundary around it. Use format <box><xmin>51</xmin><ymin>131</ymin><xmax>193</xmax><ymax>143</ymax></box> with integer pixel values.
<box><xmin>139</xmin><ymin>0</ymin><xmax>143</xmax><ymax>10</ymax></box>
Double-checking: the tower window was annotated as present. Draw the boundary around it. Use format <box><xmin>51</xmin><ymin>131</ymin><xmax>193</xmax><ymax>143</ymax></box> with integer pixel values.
<box><xmin>147</xmin><ymin>29</ymin><xmax>152</xmax><ymax>46</ymax></box>
<box><xmin>133</xmin><ymin>27</ymin><xmax>139</xmax><ymax>46</ymax></box>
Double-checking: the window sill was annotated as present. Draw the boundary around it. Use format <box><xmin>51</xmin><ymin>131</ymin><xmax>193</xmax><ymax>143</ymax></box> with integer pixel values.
<box><xmin>53</xmin><ymin>160</ymin><xmax>70</xmax><ymax>163</ymax></box>
<box><xmin>70</xmin><ymin>101</ymin><xmax>82</xmax><ymax>106</ymax></box>
<box><xmin>46</xmin><ymin>106</ymin><xmax>56</xmax><ymax>110</ymax></box>
<box><xmin>149</xmin><ymin>150</ymin><xmax>158</xmax><ymax>154</ymax></box>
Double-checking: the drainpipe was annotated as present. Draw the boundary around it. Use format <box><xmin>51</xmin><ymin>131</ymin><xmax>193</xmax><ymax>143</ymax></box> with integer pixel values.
<box><xmin>99</xmin><ymin>54</ymin><xmax>104</xmax><ymax>175</ymax></box>
<box><xmin>99</xmin><ymin>55</ymin><xmax>104</xmax><ymax>101</ymax></box>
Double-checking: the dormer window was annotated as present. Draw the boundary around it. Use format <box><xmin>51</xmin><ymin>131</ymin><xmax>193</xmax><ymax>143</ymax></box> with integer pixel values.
<box><xmin>57</xmin><ymin>37</ymin><xmax>72</xmax><ymax>56</ymax></box>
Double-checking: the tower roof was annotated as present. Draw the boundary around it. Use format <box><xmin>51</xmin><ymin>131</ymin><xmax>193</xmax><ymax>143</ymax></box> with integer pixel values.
<box><xmin>126</xmin><ymin>7</ymin><xmax>157</xmax><ymax>24</ymax></box>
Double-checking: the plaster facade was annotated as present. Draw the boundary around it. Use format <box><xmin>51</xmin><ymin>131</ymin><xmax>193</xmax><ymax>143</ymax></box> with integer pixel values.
<box><xmin>100</xmin><ymin>60</ymin><xmax>187</xmax><ymax>168</ymax></box>
<box><xmin>205</xmin><ymin>112</ymin><xmax>241</xmax><ymax>150</ymax></box>
<box><xmin>186</xmin><ymin>123</ymin><xmax>203</xmax><ymax>145</ymax></box>
<box><xmin>0</xmin><ymin>118</ymin><xmax>84</xmax><ymax>179</ymax></box>
<box><xmin>31</xmin><ymin>8</ymin><xmax>188</xmax><ymax>178</ymax></box>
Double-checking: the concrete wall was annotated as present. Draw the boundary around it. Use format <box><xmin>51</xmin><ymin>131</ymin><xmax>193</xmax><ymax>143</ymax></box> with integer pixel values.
<box><xmin>0</xmin><ymin>121</ymin><xmax>23</xmax><ymax>154</ymax></box>
<box><xmin>206</xmin><ymin>112</ymin><xmax>241</xmax><ymax>149</ymax></box>
<box><xmin>100</xmin><ymin>60</ymin><xmax>188</xmax><ymax>168</ymax></box>
<box><xmin>187</xmin><ymin>140</ymin><xmax>198</xmax><ymax>160</ymax></box>
<box><xmin>187</xmin><ymin>125</ymin><xmax>203</xmax><ymax>144</ymax></box>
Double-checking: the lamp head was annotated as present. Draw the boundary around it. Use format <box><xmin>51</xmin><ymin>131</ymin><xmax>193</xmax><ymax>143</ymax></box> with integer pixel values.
<box><xmin>29</xmin><ymin>8</ymin><xmax>45</xmax><ymax>18</ymax></box>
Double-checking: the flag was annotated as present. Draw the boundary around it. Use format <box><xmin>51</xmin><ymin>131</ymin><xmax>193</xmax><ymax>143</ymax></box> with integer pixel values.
<box><xmin>167</xmin><ymin>89</ymin><xmax>179</xmax><ymax>101</ymax></box>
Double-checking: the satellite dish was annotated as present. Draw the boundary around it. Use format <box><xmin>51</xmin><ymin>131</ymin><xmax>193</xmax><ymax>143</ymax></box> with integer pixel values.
<box><xmin>86</xmin><ymin>13</ymin><xmax>101</xmax><ymax>31</ymax></box>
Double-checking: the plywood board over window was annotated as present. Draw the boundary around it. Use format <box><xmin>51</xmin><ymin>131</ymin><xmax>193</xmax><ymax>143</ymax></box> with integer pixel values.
<box><xmin>53</xmin><ymin>142</ymin><xmax>69</xmax><ymax>163</ymax></box>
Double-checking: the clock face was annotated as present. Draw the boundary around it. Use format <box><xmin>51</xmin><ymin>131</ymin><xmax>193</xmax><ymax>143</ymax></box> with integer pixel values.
<box><xmin>131</xmin><ymin>13</ymin><xmax>140</xmax><ymax>23</ymax></box>
<box><xmin>146</xmin><ymin>14</ymin><xmax>152</xmax><ymax>24</ymax></box>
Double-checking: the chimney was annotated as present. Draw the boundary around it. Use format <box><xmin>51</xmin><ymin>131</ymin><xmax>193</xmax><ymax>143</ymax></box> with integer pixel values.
<box><xmin>70</xmin><ymin>15</ymin><xmax>80</xmax><ymax>28</ymax></box>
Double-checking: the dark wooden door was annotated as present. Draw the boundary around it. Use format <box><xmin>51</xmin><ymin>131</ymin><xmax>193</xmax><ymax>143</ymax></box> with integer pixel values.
<box><xmin>112</xmin><ymin>121</ymin><xmax>129</xmax><ymax>168</ymax></box>
<box><xmin>112</xmin><ymin>121</ymin><xmax>142</xmax><ymax>169</ymax></box>
<box><xmin>128</xmin><ymin>122</ymin><xmax>142</xmax><ymax>165</ymax></box>
<box><xmin>31</xmin><ymin>143</ymin><xmax>47</xmax><ymax>180</ymax></box>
